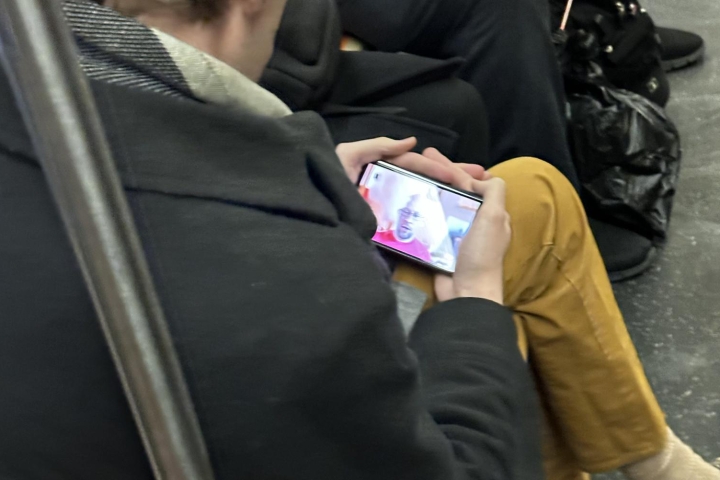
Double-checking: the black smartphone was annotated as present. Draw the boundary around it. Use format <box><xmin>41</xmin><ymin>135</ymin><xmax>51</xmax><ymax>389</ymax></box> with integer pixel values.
<box><xmin>358</xmin><ymin>161</ymin><xmax>483</xmax><ymax>273</ymax></box>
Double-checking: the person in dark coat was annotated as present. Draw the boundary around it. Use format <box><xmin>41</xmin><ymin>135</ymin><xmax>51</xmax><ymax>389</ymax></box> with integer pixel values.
<box><xmin>0</xmin><ymin>1</ymin><xmax>541</xmax><ymax>479</ymax></box>
<box><xmin>0</xmin><ymin>2</ymin><xmax>718</xmax><ymax>480</ymax></box>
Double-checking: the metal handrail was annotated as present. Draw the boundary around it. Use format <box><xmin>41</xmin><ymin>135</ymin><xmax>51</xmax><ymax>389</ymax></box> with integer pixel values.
<box><xmin>0</xmin><ymin>2</ymin><xmax>216</xmax><ymax>479</ymax></box>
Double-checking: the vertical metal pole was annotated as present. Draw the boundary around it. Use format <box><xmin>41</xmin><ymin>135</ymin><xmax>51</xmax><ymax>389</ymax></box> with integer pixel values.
<box><xmin>0</xmin><ymin>2</ymin><xmax>216</xmax><ymax>479</ymax></box>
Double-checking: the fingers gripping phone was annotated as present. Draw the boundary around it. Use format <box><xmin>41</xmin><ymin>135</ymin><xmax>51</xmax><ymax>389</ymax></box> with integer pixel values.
<box><xmin>358</xmin><ymin>161</ymin><xmax>483</xmax><ymax>274</ymax></box>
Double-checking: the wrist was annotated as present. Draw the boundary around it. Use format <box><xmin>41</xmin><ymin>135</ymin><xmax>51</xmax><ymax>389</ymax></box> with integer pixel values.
<box><xmin>456</xmin><ymin>287</ymin><xmax>504</xmax><ymax>305</ymax></box>
<box><xmin>455</xmin><ymin>270</ymin><xmax>504</xmax><ymax>305</ymax></box>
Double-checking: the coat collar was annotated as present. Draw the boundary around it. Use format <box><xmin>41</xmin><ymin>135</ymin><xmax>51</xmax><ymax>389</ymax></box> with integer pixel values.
<box><xmin>152</xmin><ymin>29</ymin><xmax>291</xmax><ymax>118</ymax></box>
<box><xmin>62</xmin><ymin>0</ymin><xmax>291</xmax><ymax>118</ymax></box>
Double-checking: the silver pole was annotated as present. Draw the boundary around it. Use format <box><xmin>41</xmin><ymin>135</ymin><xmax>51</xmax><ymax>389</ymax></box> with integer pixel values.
<box><xmin>0</xmin><ymin>2</ymin><xmax>216</xmax><ymax>479</ymax></box>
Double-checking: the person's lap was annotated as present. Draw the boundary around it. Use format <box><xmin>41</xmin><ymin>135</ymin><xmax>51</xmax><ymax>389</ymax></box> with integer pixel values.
<box><xmin>364</xmin><ymin>77</ymin><xmax>490</xmax><ymax>165</ymax></box>
<box><xmin>324</xmin><ymin>68</ymin><xmax>491</xmax><ymax>165</ymax></box>
<box><xmin>392</xmin><ymin>157</ymin><xmax>667</xmax><ymax>479</ymax></box>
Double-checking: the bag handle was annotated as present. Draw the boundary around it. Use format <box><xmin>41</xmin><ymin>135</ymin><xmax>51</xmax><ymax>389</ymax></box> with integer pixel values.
<box><xmin>560</xmin><ymin>0</ymin><xmax>576</xmax><ymax>30</ymax></box>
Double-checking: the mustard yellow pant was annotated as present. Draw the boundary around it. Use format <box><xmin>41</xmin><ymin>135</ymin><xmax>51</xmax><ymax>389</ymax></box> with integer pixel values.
<box><xmin>393</xmin><ymin>157</ymin><xmax>668</xmax><ymax>480</ymax></box>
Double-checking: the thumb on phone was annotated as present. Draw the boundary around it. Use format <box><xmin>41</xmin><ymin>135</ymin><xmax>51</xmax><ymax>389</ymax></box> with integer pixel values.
<box><xmin>336</xmin><ymin>137</ymin><xmax>417</xmax><ymax>182</ymax></box>
<box><xmin>435</xmin><ymin>177</ymin><xmax>510</xmax><ymax>305</ymax></box>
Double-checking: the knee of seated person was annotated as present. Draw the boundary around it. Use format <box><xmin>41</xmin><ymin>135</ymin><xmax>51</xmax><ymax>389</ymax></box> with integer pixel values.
<box><xmin>485</xmin><ymin>159</ymin><xmax>568</xmax><ymax>242</ymax></box>
<box><xmin>490</xmin><ymin>157</ymin><xmax>580</xmax><ymax>218</ymax></box>
<box><xmin>449</xmin><ymin>78</ymin><xmax>485</xmax><ymax>111</ymax></box>
<box><xmin>435</xmin><ymin>78</ymin><xmax>487</xmax><ymax>126</ymax></box>
<box><xmin>490</xmin><ymin>157</ymin><xmax>569</xmax><ymax>189</ymax></box>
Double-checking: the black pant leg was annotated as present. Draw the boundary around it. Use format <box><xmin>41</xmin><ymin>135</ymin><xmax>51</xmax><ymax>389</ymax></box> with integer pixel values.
<box><xmin>361</xmin><ymin>77</ymin><xmax>490</xmax><ymax>166</ymax></box>
<box><xmin>430</xmin><ymin>0</ymin><xmax>579</xmax><ymax>186</ymax></box>
<box><xmin>337</xmin><ymin>0</ymin><xmax>580</xmax><ymax>188</ymax></box>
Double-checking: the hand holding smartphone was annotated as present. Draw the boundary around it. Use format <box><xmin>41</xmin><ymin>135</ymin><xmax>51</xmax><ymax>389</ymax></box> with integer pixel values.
<box><xmin>358</xmin><ymin>161</ymin><xmax>483</xmax><ymax>274</ymax></box>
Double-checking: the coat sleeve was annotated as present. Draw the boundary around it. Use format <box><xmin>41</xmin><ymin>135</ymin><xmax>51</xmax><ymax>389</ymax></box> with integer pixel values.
<box><xmin>314</xmin><ymin>296</ymin><xmax>544</xmax><ymax>480</ymax></box>
<box><xmin>409</xmin><ymin>298</ymin><xmax>544</xmax><ymax>480</ymax></box>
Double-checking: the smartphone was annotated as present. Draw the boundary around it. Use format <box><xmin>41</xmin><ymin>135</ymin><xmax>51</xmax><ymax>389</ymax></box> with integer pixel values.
<box><xmin>358</xmin><ymin>161</ymin><xmax>483</xmax><ymax>273</ymax></box>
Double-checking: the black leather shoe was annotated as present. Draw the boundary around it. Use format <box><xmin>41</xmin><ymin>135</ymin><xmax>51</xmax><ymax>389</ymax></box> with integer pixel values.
<box><xmin>588</xmin><ymin>218</ymin><xmax>658</xmax><ymax>283</ymax></box>
<box><xmin>658</xmin><ymin>26</ymin><xmax>705</xmax><ymax>72</ymax></box>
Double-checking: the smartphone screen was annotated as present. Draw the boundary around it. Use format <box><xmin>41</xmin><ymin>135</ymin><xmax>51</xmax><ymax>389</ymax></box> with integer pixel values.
<box><xmin>358</xmin><ymin>161</ymin><xmax>482</xmax><ymax>273</ymax></box>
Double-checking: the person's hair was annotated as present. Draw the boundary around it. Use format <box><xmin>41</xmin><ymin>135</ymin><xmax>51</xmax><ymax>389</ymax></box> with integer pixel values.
<box><xmin>102</xmin><ymin>0</ymin><xmax>227</xmax><ymax>21</ymax></box>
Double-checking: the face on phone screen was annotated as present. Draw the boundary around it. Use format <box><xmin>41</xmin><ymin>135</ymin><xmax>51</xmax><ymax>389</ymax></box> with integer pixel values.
<box><xmin>358</xmin><ymin>162</ymin><xmax>482</xmax><ymax>273</ymax></box>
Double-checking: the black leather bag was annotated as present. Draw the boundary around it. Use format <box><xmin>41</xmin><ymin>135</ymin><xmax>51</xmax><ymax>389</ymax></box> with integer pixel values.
<box><xmin>552</xmin><ymin>0</ymin><xmax>680</xmax><ymax>244</ymax></box>
<box><xmin>551</xmin><ymin>0</ymin><xmax>668</xmax><ymax>106</ymax></box>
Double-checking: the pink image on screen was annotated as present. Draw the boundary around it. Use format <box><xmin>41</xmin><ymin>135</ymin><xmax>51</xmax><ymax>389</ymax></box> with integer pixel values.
<box><xmin>361</xmin><ymin>164</ymin><xmax>437</xmax><ymax>263</ymax></box>
<box><xmin>372</xmin><ymin>230</ymin><xmax>432</xmax><ymax>262</ymax></box>
<box><xmin>359</xmin><ymin>163</ymin><xmax>480</xmax><ymax>271</ymax></box>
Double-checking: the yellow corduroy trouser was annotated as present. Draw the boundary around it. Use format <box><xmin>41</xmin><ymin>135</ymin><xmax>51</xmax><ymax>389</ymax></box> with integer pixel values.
<box><xmin>393</xmin><ymin>157</ymin><xmax>668</xmax><ymax>480</ymax></box>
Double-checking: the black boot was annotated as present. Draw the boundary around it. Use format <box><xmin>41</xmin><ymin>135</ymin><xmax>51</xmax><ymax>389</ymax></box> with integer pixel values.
<box><xmin>589</xmin><ymin>218</ymin><xmax>658</xmax><ymax>283</ymax></box>
<box><xmin>658</xmin><ymin>26</ymin><xmax>705</xmax><ymax>72</ymax></box>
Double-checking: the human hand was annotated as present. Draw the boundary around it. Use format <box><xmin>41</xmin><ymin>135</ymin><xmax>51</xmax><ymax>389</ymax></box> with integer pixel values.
<box><xmin>336</xmin><ymin>139</ymin><xmax>509</xmax><ymax>303</ymax></box>
<box><xmin>335</xmin><ymin>137</ymin><xmax>418</xmax><ymax>183</ymax></box>
<box><xmin>417</xmin><ymin>149</ymin><xmax>510</xmax><ymax>305</ymax></box>
<box><xmin>335</xmin><ymin>137</ymin><xmax>492</xmax><ymax>185</ymax></box>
